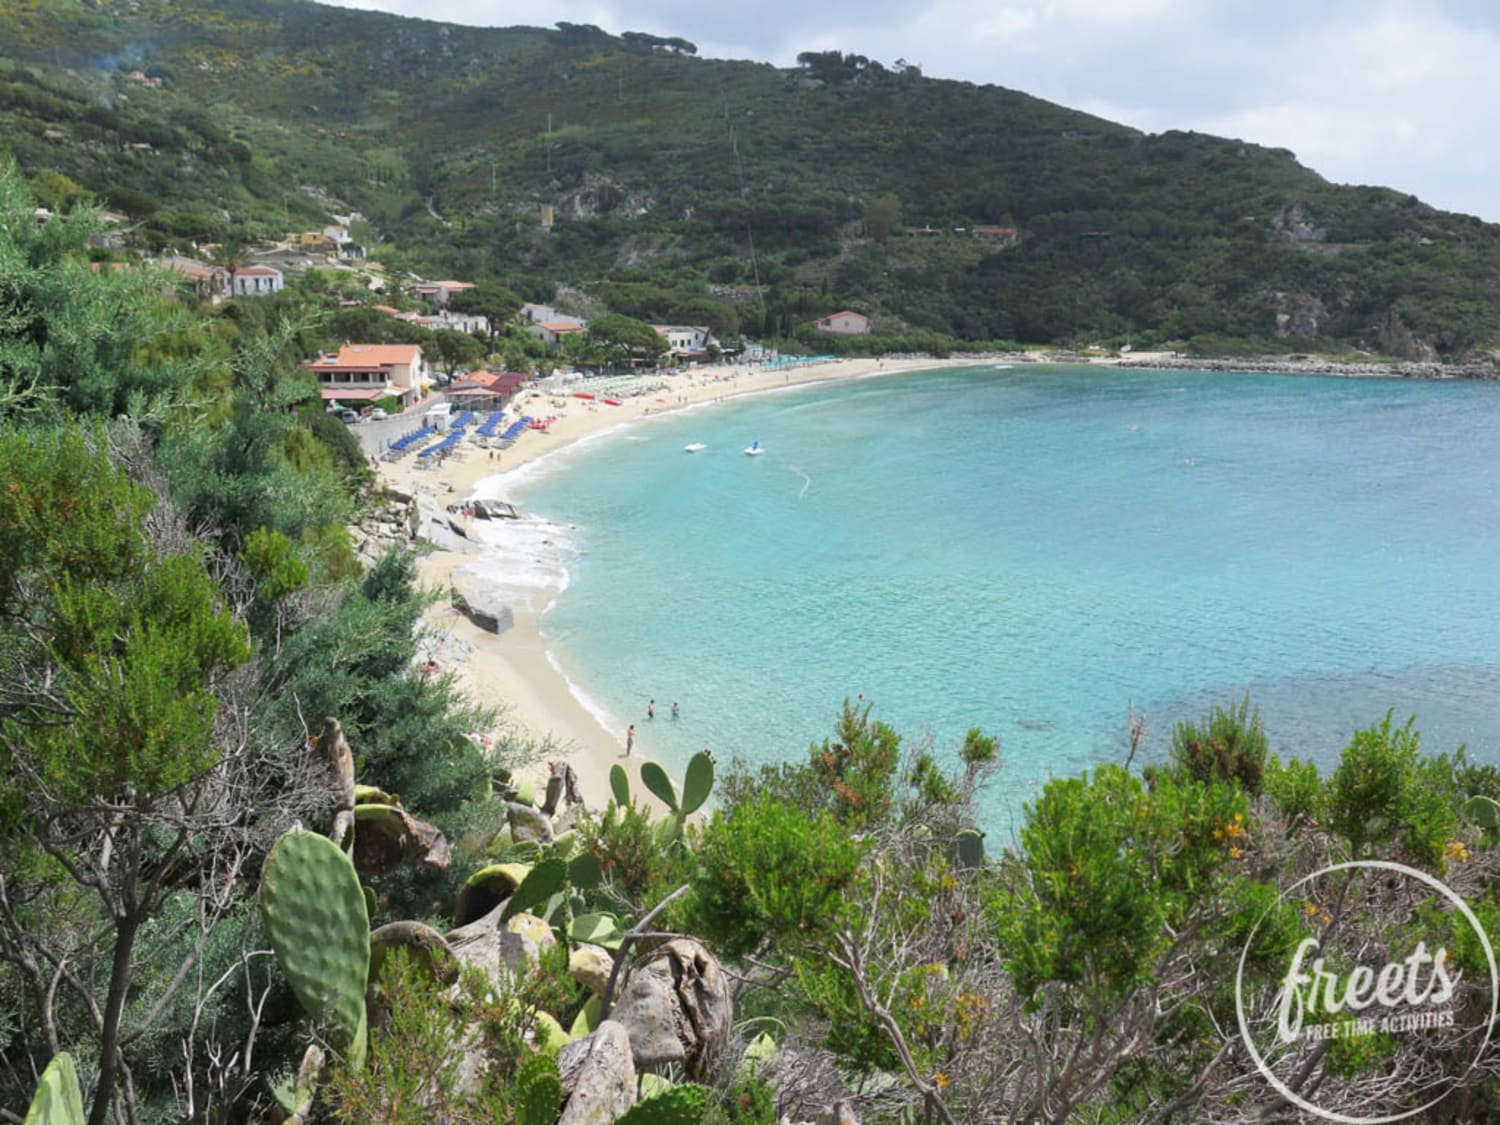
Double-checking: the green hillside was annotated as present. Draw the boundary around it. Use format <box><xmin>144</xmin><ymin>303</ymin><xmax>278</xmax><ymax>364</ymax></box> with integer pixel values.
<box><xmin>5</xmin><ymin>0</ymin><xmax>1500</xmax><ymax>358</ymax></box>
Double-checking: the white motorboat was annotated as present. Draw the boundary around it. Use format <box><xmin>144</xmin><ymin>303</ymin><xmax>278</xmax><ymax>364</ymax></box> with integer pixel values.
<box><xmin>684</xmin><ymin>442</ymin><xmax>707</xmax><ymax>453</ymax></box>
<box><xmin>743</xmin><ymin>441</ymin><xmax>764</xmax><ymax>456</ymax></box>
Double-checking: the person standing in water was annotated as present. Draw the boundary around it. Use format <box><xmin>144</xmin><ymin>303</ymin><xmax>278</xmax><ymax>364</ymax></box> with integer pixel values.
<box><xmin>625</xmin><ymin>725</ymin><xmax>635</xmax><ymax>757</ymax></box>
<box><xmin>671</xmin><ymin>702</ymin><xmax>680</xmax><ymax>720</ymax></box>
<box><xmin>648</xmin><ymin>699</ymin><xmax>655</xmax><ymax>720</ymax></box>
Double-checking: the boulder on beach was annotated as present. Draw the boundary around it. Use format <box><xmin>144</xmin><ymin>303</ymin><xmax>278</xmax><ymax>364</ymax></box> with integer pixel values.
<box><xmin>449</xmin><ymin>570</ymin><xmax>515</xmax><ymax>634</ymax></box>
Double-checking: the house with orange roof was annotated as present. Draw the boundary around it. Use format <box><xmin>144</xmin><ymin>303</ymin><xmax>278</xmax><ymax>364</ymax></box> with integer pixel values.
<box><xmin>306</xmin><ymin>343</ymin><xmax>431</xmax><ymax>408</ymax></box>
<box><xmin>972</xmin><ymin>225</ymin><xmax>1020</xmax><ymax>244</ymax></box>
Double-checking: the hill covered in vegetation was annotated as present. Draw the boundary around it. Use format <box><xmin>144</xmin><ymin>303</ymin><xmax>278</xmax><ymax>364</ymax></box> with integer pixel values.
<box><xmin>4</xmin><ymin>0</ymin><xmax>1500</xmax><ymax>358</ymax></box>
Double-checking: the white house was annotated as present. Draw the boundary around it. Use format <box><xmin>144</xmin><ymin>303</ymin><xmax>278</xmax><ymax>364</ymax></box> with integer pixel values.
<box><xmin>652</xmin><ymin>324</ymin><xmax>719</xmax><ymax>362</ymax></box>
<box><xmin>528</xmin><ymin>320</ymin><xmax>588</xmax><ymax>348</ymax></box>
<box><xmin>413</xmin><ymin>280</ymin><xmax>475</xmax><ymax>305</ymax></box>
<box><xmin>813</xmin><ymin>310</ymin><xmax>871</xmax><ymax>335</ymax></box>
<box><xmin>230</xmin><ymin>265</ymin><xmax>285</xmax><ymax>297</ymax></box>
<box><xmin>520</xmin><ymin>303</ymin><xmax>586</xmax><ymax>328</ymax></box>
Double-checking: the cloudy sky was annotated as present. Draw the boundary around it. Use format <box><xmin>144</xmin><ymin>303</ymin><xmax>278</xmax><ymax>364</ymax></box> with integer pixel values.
<box><xmin>326</xmin><ymin>0</ymin><xmax>1500</xmax><ymax>222</ymax></box>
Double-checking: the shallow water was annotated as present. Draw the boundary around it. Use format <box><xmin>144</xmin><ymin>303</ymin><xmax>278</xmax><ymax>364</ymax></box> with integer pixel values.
<box><xmin>488</xmin><ymin>364</ymin><xmax>1500</xmax><ymax>829</ymax></box>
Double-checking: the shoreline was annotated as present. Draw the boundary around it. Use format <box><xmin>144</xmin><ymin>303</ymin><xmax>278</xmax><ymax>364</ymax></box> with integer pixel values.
<box><xmin>379</xmin><ymin>356</ymin><xmax>989</xmax><ymax>809</ymax></box>
<box><xmin>378</xmin><ymin>348</ymin><xmax>1496</xmax><ymax>811</ymax></box>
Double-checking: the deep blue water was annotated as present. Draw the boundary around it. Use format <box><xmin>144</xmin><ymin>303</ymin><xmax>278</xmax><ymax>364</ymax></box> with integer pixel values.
<box><xmin>499</xmin><ymin>365</ymin><xmax>1500</xmax><ymax>829</ymax></box>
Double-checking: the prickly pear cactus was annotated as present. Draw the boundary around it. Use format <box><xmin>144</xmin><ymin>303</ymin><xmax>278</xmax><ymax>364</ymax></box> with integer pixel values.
<box><xmin>501</xmin><ymin>857</ymin><xmax>567</xmax><ymax>922</ymax></box>
<box><xmin>680</xmin><ymin>751</ymin><xmax>715</xmax><ymax>816</ymax></box>
<box><xmin>952</xmin><ymin>826</ymin><xmax>986</xmax><ymax>871</ymax></box>
<box><xmin>640</xmin><ymin>761</ymin><xmax>680</xmax><ymax>813</ymax></box>
<box><xmin>1464</xmin><ymin>794</ymin><xmax>1500</xmax><ymax>831</ymax></box>
<box><xmin>260</xmin><ymin>828</ymin><xmax>370</xmax><ymax>1068</ymax></box>
<box><xmin>610</xmin><ymin>762</ymin><xmax>632</xmax><ymax>807</ymax></box>
<box><xmin>614</xmin><ymin>1083</ymin><xmax>709</xmax><ymax>1124</ymax></box>
<box><xmin>24</xmin><ymin>1052</ymin><xmax>84</xmax><ymax>1125</ymax></box>
<box><xmin>514</xmin><ymin>1053</ymin><xmax>562</xmax><ymax>1125</ymax></box>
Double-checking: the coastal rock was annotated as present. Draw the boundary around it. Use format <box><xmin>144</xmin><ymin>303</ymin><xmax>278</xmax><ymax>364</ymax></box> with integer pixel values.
<box><xmin>449</xmin><ymin>498</ymin><xmax>521</xmax><ymax>520</ymax></box>
<box><xmin>558</xmin><ymin>1021</ymin><xmax>636</xmax><ymax>1125</ymax></box>
<box><xmin>568</xmin><ymin>943</ymin><xmax>614</xmax><ymax>996</ymax></box>
<box><xmin>541</xmin><ymin>771</ymin><xmax>566</xmax><ymax>816</ymax></box>
<box><xmin>500</xmin><ymin>911</ymin><xmax>556</xmax><ymax>971</ymax></box>
<box><xmin>1270</xmin><ymin>291</ymin><xmax>1326</xmax><ymax>340</ymax></box>
<box><xmin>449</xmin><ymin>571</ymin><xmax>515</xmax><ymax>634</ymax></box>
<box><xmin>507</xmin><ymin>801</ymin><xmax>555</xmax><ymax>845</ymax></box>
<box><xmin>611</xmin><ymin>938</ymin><xmax>732</xmax><ymax>1078</ymax></box>
<box><xmin>1272</xmin><ymin>202</ymin><xmax>1327</xmax><ymax>243</ymax></box>
<box><xmin>445</xmin><ymin>904</ymin><xmax>506</xmax><ymax>985</ymax></box>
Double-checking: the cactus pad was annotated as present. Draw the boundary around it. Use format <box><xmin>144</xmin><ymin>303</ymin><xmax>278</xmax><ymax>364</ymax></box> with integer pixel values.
<box><xmin>501</xmin><ymin>857</ymin><xmax>568</xmax><ymax>922</ymax></box>
<box><xmin>515</xmin><ymin>1053</ymin><xmax>563</xmax><ymax>1125</ymax></box>
<box><xmin>639</xmin><ymin>761</ymin><xmax>679</xmax><ymax>812</ymax></box>
<box><xmin>24</xmin><ymin>1052</ymin><xmax>84</xmax><ymax>1125</ymax></box>
<box><xmin>610</xmin><ymin>762</ymin><xmax>631</xmax><ymax>807</ymax></box>
<box><xmin>570</xmin><ymin>912</ymin><xmax>623</xmax><ymax>948</ymax></box>
<box><xmin>680</xmin><ymin>751</ymin><xmax>715</xmax><ymax>816</ymax></box>
<box><xmin>568</xmin><ymin>852</ymin><xmax>603</xmax><ymax>891</ymax></box>
<box><xmin>952</xmin><ymin>827</ymin><xmax>986</xmax><ymax>871</ymax></box>
<box><xmin>614</xmin><ymin>1083</ymin><xmax>709</xmax><ymax>1124</ymax></box>
<box><xmin>1464</xmin><ymin>794</ymin><xmax>1500</xmax><ymax>830</ymax></box>
<box><xmin>259</xmin><ymin>828</ymin><xmax>370</xmax><ymax>1068</ymax></box>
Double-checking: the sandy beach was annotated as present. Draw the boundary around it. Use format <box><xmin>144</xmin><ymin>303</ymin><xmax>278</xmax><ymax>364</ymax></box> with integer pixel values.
<box><xmin>378</xmin><ymin>356</ymin><xmax>991</xmax><ymax>809</ymax></box>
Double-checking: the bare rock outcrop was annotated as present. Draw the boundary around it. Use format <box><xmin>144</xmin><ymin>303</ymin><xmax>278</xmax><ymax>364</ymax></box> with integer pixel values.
<box><xmin>558</xmin><ymin>1021</ymin><xmax>637</xmax><ymax>1125</ymax></box>
<box><xmin>610</xmin><ymin>938</ymin><xmax>732</xmax><ymax>1079</ymax></box>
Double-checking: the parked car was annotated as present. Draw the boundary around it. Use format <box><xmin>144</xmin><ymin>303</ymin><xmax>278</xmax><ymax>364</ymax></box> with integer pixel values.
<box><xmin>370</xmin><ymin>407</ymin><xmax>388</xmax><ymax>420</ymax></box>
<box><xmin>338</xmin><ymin>409</ymin><xmax>359</xmax><ymax>423</ymax></box>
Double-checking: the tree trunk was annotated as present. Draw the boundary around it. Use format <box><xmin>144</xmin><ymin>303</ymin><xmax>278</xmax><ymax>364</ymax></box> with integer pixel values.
<box><xmin>87</xmin><ymin>915</ymin><xmax>139</xmax><ymax>1125</ymax></box>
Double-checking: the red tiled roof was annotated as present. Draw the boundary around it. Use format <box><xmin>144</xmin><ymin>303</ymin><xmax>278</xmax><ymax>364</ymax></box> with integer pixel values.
<box><xmin>319</xmin><ymin>388</ymin><xmax>385</xmax><ymax>401</ymax></box>
<box><xmin>453</xmin><ymin>370</ymin><xmax>501</xmax><ymax>388</ymax></box>
<box><xmin>235</xmin><ymin>266</ymin><xmax>281</xmax><ymax>276</ymax></box>
<box><xmin>538</xmin><ymin>321</ymin><xmax>585</xmax><ymax>332</ymax></box>
<box><xmin>330</xmin><ymin>344</ymin><xmax>421</xmax><ymax>366</ymax></box>
<box><xmin>818</xmin><ymin>310</ymin><xmax>867</xmax><ymax>321</ymax></box>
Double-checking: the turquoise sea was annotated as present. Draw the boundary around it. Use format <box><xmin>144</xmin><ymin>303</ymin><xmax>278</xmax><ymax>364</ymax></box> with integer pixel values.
<box><xmin>486</xmin><ymin>364</ymin><xmax>1500</xmax><ymax>830</ymax></box>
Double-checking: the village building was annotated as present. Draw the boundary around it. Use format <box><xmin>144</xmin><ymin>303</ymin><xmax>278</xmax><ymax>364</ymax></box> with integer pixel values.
<box><xmin>520</xmin><ymin>302</ymin><xmax>586</xmax><ymax>327</ymax></box>
<box><xmin>413</xmin><ymin>280</ymin><xmax>476</xmax><ymax>305</ymax></box>
<box><xmin>652</xmin><ymin>324</ymin><xmax>719</xmax><ymax>363</ymax></box>
<box><xmin>444</xmin><ymin>369</ymin><xmax>530</xmax><ymax>407</ymax></box>
<box><xmin>813</xmin><ymin>310</ymin><xmax>872</xmax><ymax>335</ymax></box>
<box><xmin>229</xmin><ymin>265</ymin><xmax>285</xmax><ymax>297</ymax></box>
<box><xmin>528</xmin><ymin>320</ymin><xmax>588</xmax><ymax>348</ymax></box>
<box><xmin>155</xmin><ymin>255</ymin><xmax>229</xmax><ymax>299</ymax></box>
<box><xmin>306</xmin><ymin>343</ymin><xmax>431</xmax><ymax>409</ymax></box>
<box><xmin>972</xmin><ymin>226</ymin><xmax>1020</xmax><ymax>244</ymax></box>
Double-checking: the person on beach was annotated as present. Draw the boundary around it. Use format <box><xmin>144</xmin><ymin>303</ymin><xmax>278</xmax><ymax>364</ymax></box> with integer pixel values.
<box><xmin>648</xmin><ymin>699</ymin><xmax>655</xmax><ymax>720</ymax></box>
<box><xmin>625</xmin><ymin>724</ymin><xmax>635</xmax><ymax>757</ymax></box>
<box><xmin>671</xmin><ymin>701</ymin><xmax>680</xmax><ymax>720</ymax></box>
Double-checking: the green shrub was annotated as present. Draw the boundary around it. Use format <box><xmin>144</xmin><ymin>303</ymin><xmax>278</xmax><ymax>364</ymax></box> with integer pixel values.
<box><xmin>1169</xmin><ymin>696</ymin><xmax>1268</xmax><ymax>793</ymax></box>
<box><xmin>685</xmin><ymin>793</ymin><xmax>866</xmax><ymax>959</ymax></box>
